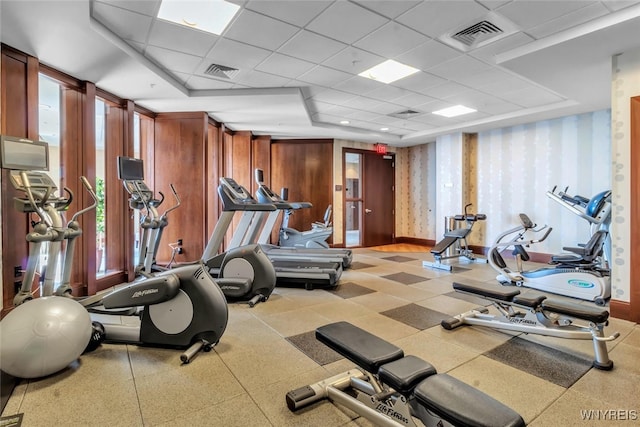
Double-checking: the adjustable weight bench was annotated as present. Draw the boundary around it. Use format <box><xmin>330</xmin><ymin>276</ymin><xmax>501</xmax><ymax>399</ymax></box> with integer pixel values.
<box><xmin>443</xmin><ymin>281</ymin><xmax>620</xmax><ymax>370</ymax></box>
<box><xmin>286</xmin><ymin>321</ymin><xmax>524</xmax><ymax>427</ymax></box>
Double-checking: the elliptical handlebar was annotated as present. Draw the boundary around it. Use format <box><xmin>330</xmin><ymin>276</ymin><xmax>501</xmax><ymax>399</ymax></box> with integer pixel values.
<box><xmin>71</xmin><ymin>176</ymin><xmax>99</xmax><ymax>222</ymax></box>
<box><xmin>160</xmin><ymin>184</ymin><xmax>181</xmax><ymax>219</ymax></box>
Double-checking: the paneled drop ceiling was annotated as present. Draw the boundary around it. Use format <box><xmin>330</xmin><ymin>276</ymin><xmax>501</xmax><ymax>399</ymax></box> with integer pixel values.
<box><xmin>2</xmin><ymin>0</ymin><xmax>640</xmax><ymax>146</ymax></box>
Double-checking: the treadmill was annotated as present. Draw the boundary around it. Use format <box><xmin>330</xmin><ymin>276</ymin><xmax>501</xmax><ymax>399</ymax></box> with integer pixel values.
<box><xmin>253</xmin><ymin>169</ymin><xmax>352</xmax><ymax>268</ymax></box>
<box><xmin>211</xmin><ymin>177</ymin><xmax>342</xmax><ymax>290</ymax></box>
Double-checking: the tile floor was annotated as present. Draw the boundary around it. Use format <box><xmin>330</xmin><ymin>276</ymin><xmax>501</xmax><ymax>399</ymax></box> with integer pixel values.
<box><xmin>2</xmin><ymin>247</ymin><xmax>638</xmax><ymax>426</ymax></box>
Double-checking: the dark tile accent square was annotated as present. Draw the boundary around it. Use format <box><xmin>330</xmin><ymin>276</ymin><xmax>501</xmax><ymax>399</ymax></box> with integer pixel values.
<box><xmin>328</xmin><ymin>282</ymin><xmax>375</xmax><ymax>299</ymax></box>
<box><xmin>286</xmin><ymin>331</ymin><xmax>342</xmax><ymax>366</ymax></box>
<box><xmin>350</xmin><ymin>261</ymin><xmax>375</xmax><ymax>270</ymax></box>
<box><xmin>382</xmin><ymin>272</ymin><xmax>429</xmax><ymax>285</ymax></box>
<box><xmin>445</xmin><ymin>291</ymin><xmax>492</xmax><ymax>307</ymax></box>
<box><xmin>382</xmin><ymin>255</ymin><xmax>416</xmax><ymax>263</ymax></box>
<box><xmin>484</xmin><ymin>337</ymin><xmax>592</xmax><ymax>388</ymax></box>
<box><xmin>381</xmin><ymin>303</ymin><xmax>449</xmax><ymax>330</ymax></box>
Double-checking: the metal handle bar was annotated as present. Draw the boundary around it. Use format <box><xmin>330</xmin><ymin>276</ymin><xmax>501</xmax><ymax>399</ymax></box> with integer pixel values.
<box><xmin>71</xmin><ymin>176</ymin><xmax>99</xmax><ymax>222</ymax></box>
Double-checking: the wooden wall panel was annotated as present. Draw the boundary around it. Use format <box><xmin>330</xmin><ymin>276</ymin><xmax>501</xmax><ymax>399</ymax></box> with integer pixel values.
<box><xmin>205</xmin><ymin>121</ymin><xmax>222</xmax><ymax>243</ymax></box>
<box><xmin>251</xmin><ymin>135</ymin><xmax>271</xmax><ymax>194</ymax></box>
<box><xmin>1</xmin><ymin>47</ymin><xmax>38</xmax><ymax>314</ymax></box>
<box><xmin>271</xmin><ymin>139</ymin><xmax>333</xmax><ymax>241</ymax></box>
<box><xmin>153</xmin><ymin>112</ymin><xmax>207</xmax><ymax>262</ymax></box>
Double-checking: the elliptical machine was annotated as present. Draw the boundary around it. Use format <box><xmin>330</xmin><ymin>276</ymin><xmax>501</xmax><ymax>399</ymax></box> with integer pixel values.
<box><xmin>115</xmin><ymin>156</ymin><xmax>276</xmax><ymax>308</ymax></box>
<box><xmin>489</xmin><ymin>213</ymin><xmax>611</xmax><ymax>306</ymax></box>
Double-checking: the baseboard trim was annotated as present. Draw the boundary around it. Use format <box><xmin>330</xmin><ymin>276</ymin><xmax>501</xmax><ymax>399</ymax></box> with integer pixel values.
<box><xmin>609</xmin><ymin>299</ymin><xmax>635</xmax><ymax>322</ymax></box>
<box><xmin>395</xmin><ymin>236</ymin><xmax>435</xmax><ymax>246</ymax></box>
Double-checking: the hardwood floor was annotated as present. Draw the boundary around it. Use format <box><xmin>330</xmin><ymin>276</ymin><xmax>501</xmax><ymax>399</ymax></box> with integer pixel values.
<box><xmin>368</xmin><ymin>243</ymin><xmax>431</xmax><ymax>252</ymax></box>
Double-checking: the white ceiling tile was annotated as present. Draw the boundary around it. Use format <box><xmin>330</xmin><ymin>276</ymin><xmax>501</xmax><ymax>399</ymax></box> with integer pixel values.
<box><xmin>95</xmin><ymin>0</ymin><xmax>160</xmax><ymax>17</ymax></box>
<box><xmin>392</xmin><ymin>92</ymin><xmax>438</xmax><ymax>108</ymax></box>
<box><xmin>321</xmin><ymin>104</ymin><xmax>361</xmax><ymax>117</ymax></box>
<box><xmin>495</xmin><ymin>1</ymin><xmax>599</xmax><ymax>30</ymax></box>
<box><xmin>354</xmin><ymin>21</ymin><xmax>429</xmax><ymax>58</ymax></box>
<box><xmin>390</xmin><ymin>72</ymin><xmax>448</xmax><ymax>93</ymax></box>
<box><xmin>333</xmin><ymin>76</ymin><xmax>386</xmax><ymax>96</ymax></box>
<box><xmin>322</xmin><ymin>47</ymin><xmax>385</xmax><ymax>74</ymax></box>
<box><xmin>341</xmin><ymin>96</ymin><xmax>385</xmax><ymax>111</ymax></box>
<box><xmin>476</xmin><ymin>0</ymin><xmax>511</xmax><ymax>10</ymax></box>
<box><xmin>145</xmin><ymin>46</ymin><xmax>203</xmax><ymax>74</ymax></box>
<box><xmin>234</xmin><ymin>69</ymin><xmax>292</xmax><ymax>87</ymax></box>
<box><xmin>278</xmin><ymin>30</ymin><xmax>347</xmax><ymax>63</ymax></box>
<box><xmin>255</xmin><ymin>53</ymin><xmax>316</xmax><ymax>79</ymax></box>
<box><xmin>368</xmin><ymin>101</ymin><xmax>408</xmax><ymax>115</ymax></box>
<box><xmin>365</xmin><ymin>85</ymin><xmax>412</xmax><ymax>102</ymax></box>
<box><xmin>245</xmin><ymin>0</ymin><xmax>332</xmax><ymax>26</ymax></box>
<box><xmin>147</xmin><ymin>19</ymin><xmax>218</xmax><ymax>57</ymax></box>
<box><xmin>206</xmin><ymin>38</ymin><xmax>272</xmax><ymax>69</ymax></box>
<box><xmin>427</xmin><ymin>56</ymin><xmax>493</xmax><ymax>81</ymax></box>
<box><xmin>224</xmin><ymin>9</ymin><xmax>299</xmax><ymax>50</ymax></box>
<box><xmin>425</xmin><ymin>81</ymin><xmax>472</xmax><ymax>99</ymax></box>
<box><xmin>403</xmin><ymin>121</ymin><xmax>436</xmax><ymax>131</ymax></box>
<box><xmin>308</xmin><ymin>88</ymin><xmax>357</xmax><ymax>104</ymax></box>
<box><xmin>527</xmin><ymin>2</ymin><xmax>609</xmax><ymax>39</ymax></box>
<box><xmin>394</xmin><ymin>40</ymin><xmax>461</xmax><ymax>71</ymax></box>
<box><xmin>454</xmin><ymin>67</ymin><xmax>518</xmax><ymax>88</ymax></box>
<box><xmin>396</xmin><ymin>0</ymin><xmax>490</xmax><ymax>38</ymax></box>
<box><xmin>476</xmin><ymin>99</ymin><xmax>523</xmax><ymax>115</ymax></box>
<box><xmin>480</xmin><ymin>76</ymin><xmax>542</xmax><ymax>96</ymax></box>
<box><xmin>352</xmin><ymin>1</ymin><xmax>422</xmax><ymax>19</ymax></box>
<box><xmin>346</xmin><ymin>109</ymin><xmax>384</xmax><ymax>121</ymax></box>
<box><xmin>297</xmin><ymin>65</ymin><xmax>353</xmax><ymax>87</ymax></box>
<box><xmin>92</xmin><ymin>2</ymin><xmax>153</xmax><ymax>44</ymax></box>
<box><xmin>468</xmin><ymin>32</ymin><xmax>535</xmax><ymax>63</ymax></box>
<box><xmin>307</xmin><ymin>2</ymin><xmax>388</xmax><ymax>44</ymax></box>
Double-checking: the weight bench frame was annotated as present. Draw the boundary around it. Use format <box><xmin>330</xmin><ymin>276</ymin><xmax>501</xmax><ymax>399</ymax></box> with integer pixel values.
<box><xmin>443</xmin><ymin>282</ymin><xmax>620</xmax><ymax>370</ymax></box>
<box><xmin>286</xmin><ymin>321</ymin><xmax>525</xmax><ymax>427</ymax></box>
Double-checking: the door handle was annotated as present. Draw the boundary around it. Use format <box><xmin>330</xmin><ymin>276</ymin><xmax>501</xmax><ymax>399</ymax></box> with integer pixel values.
<box><xmin>365</xmin><ymin>208</ymin><xmax>372</xmax><ymax>214</ymax></box>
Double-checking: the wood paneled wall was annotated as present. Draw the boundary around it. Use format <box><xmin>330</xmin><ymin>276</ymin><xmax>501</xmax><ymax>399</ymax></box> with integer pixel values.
<box><xmin>271</xmin><ymin>139</ymin><xmax>334</xmax><ymax>242</ymax></box>
<box><xmin>1</xmin><ymin>47</ymin><xmax>39</xmax><ymax>314</ymax></box>
<box><xmin>153</xmin><ymin>112</ymin><xmax>209</xmax><ymax>263</ymax></box>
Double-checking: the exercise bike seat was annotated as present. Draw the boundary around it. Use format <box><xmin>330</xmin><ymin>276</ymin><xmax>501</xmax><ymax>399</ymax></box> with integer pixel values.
<box><xmin>414</xmin><ymin>374</ymin><xmax>525</xmax><ymax>427</ymax></box>
<box><xmin>316</xmin><ymin>322</ymin><xmax>404</xmax><ymax>373</ymax></box>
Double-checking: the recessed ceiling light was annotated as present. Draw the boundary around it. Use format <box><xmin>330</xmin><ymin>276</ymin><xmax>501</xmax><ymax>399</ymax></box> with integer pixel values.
<box><xmin>358</xmin><ymin>60</ymin><xmax>419</xmax><ymax>84</ymax></box>
<box><xmin>380</xmin><ymin>127</ymin><xmax>389</xmax><ymax>131</ymax></box>
<box><xmin>340</xmin><ymin>120</ymin><xmax>350</xmax><ymax>125</ymax></box>
<box><xmin>432</xmin><ymin>105</ymin><xmax>477</xmax><ymax>118</ymax></box>
<box><xmin>157</xmin><ymin>0</ymin><xmax>240</xmax><ymax>35</ymax></box>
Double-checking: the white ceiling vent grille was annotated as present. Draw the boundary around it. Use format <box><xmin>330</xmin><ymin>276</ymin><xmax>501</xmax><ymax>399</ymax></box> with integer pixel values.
<box><xmin>388</xmin><ymin>109</ymin><xmax>422</xmax><ymax>119</ymax></box>
<box><xmin>439</xmin><ymin>12</ymin><xmax>519</xmax><ymax>52</ymax></box>
<box><xmin>204</xmin><ymin>63</ymin><xmax>240</xmax><ymax>79</ymax></box>
<box><xmin>452</xmin><ymin>21</ymin><xmax>503</xmax><ymax>47</ymax></box>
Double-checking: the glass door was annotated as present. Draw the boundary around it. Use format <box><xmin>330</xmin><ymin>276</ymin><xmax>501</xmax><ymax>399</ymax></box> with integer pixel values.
<box><xmin>344</xmin><ymin>152</ymin><xmax>363</xmax><ymax>247</ymax></box>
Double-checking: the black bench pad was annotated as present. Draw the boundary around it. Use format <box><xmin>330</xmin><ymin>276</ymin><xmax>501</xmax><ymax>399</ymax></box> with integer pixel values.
<box><xmin>512</xmin><ymin>294</ymin><xmax>546</xmax><ymax>308</ymax></box>
<box><xmin>541</xmin><ymin>299</ymin><xmax>609</xmax><ymax>323</ymax></box>
<box><xmin>453</xmin><ymin>282</ymin><xmax>520</xmax><ymax>301</ymax></box>
<box><xmin>414</xmin><ymin>374</ymin><xmax>525</xmax><ymax>427</ymax></box>
<box><xmin>377</xmin><ymin>355</ymin><xmax>437</xmax><ymax>395</ymax></box>
<box><xmin>316</xmin><ymin>322</ymin><xmax>404</xmax><ymax>373</ymax></box>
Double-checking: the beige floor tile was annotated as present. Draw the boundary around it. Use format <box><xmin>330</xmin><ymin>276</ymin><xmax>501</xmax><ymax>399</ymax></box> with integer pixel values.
<box><xmin>347</xmin><ymin>313</ymin><xmax>419</xmax><ymax>343</ymax></box>
<box><xmin>410</xmin><ymin>277</ymin><xmax>458</xmax><ymax>295</ymax></box>
<box><xmin>415</xmin><ymin>294</ymin><xmax>483</xmax><ymax>316</ymax></box>
<box><xmin>349</xmin><ymin>291</ymin><xmax>410</xmax><ymax>312</ymax></box>
<box><xmin>425</xmin><ymin>322</ymin><xmax>516</xmax><ymax>354</ymax></box>
<box><xmin>258</xmin><ymin>307</ymin><xmax>334</xmax><ymax>337</ymax></box>
<box><xmin>620</xmin><ymin>325</ymin><xmax>640</xmax><ymax>348</ymax></box>
<box><xmin>154</xmin><ymin>393</ymin><xmax>272</xmax><ymax>427</ymax></box>
<box><xmin>447</xmin><ymin>356</ymin><xmax>566</xmax><ymax>424</ymax></box>
<box><xmin>307</xmin><ymin>299</ymin><xmax>377</xmax><ymax>322</ymax></box>
<box><xmin>570</xmin><ymin>357</ymin><xmax>640</xmax><ymax>410</ymax></box>
<box><xmin>528</xmin><ymin>389</ymin><xmax>631</xmax><ymax>427</ymax></box>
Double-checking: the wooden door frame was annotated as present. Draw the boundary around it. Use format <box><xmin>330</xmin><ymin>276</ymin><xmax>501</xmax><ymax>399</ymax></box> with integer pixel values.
<box><xmin>342</xmin><ymin>148</ymin><xmax>396</xmax><ymax>248</ymax></box>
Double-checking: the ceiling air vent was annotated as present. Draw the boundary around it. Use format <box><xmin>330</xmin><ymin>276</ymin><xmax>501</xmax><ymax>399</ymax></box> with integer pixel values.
<box><xmin>204</xmin><ymin>63</ymin><xmax>239</xmax><ymax>79</ymax></box>
<box><xmin>439</xmin><ymin>12</ymin><xmax>519</xmax><ymax>52</ymax></box>
<box><xmin>452</xmin><ymin>21</ymin><xmax>503</xmax><ymax>47</ymax></box>
<box><xmin>388</xmin><ymin>109</ymin><xmax>422</xmax><ymax>119</ymax></box>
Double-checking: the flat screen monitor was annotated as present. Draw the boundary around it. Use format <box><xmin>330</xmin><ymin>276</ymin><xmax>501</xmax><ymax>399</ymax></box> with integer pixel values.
<box><xmin>117</xmin><ymin>156</ymin><xmax>144</xmax><ymax>181</ymax></box>
<box><xmin>0</xmin><ymin>135</ymin><xmax>49</xmax><ymax>171</ymax></box>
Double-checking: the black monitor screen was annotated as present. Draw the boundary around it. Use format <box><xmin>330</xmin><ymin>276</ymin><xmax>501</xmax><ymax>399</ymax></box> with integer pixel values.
<box><xmin>117</xmin><ymin>156</ymin><xmax>144</xmax><ymax>180</ymax></box>
<box><xmin>0</xmin><ymin>135</ymin><xmax>49</xmax><ymax>171</ymax></box>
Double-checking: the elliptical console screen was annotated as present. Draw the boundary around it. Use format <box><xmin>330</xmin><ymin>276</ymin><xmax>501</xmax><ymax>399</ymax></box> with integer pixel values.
<box><xmin>0</xmin><ymin>135</ymin><xmax>49</xmax><ymax>171</ymax></box>
<box><xmin>117</xmin><ymin>156</ymin><xmax>144</xmax><ymax>181</ymax></box>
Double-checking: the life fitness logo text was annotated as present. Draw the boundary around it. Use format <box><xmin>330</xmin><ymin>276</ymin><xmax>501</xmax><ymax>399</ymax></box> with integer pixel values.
<box><xmin>568</xmin><ymin>279</ymin><xmax>595</xmax><ymax>289</ymax></box>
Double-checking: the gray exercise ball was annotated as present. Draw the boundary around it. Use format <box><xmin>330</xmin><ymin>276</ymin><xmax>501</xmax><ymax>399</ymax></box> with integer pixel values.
<box><xmin>0</xmin><ymin>296</ymin><xmax>92</xmax><ymax>378</ymax></box>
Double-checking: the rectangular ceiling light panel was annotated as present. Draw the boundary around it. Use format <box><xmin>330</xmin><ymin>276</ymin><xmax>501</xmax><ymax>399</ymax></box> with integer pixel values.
<box><xmin>432</xmin><ymin>105</ymin><xmax>477</xmax><ymax>118</ymax></box>
<box><xmin>358</xmin><ymin>59</ymin><xmax>420</xmax><ymax>84</ymax></box>
<box><xmin>157</xmin><ymin>0</ymin><xmax>240</xmax><ymax>35</ymax></box>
